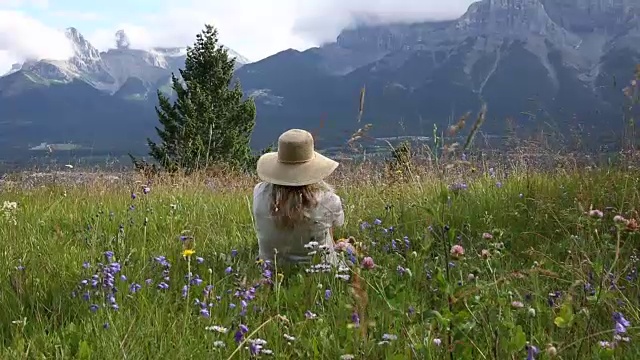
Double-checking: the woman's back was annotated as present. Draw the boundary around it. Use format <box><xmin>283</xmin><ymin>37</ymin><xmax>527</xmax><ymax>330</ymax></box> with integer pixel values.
<box><xmin>253</xmin><ymin>182</ymin><xmax>344</xmax><ymax>264</ymax></box>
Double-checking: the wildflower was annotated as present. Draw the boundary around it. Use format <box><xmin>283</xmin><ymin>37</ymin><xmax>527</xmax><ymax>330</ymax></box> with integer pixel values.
<box><xmin>340</xmin><ymin>355</ymin><xmax>355</xmax><ymax>360</ymax></box>
<box><xmin>234</xmin><ymin>324</ymin><xmax>249</xmax><ymax>343</ymax></box>
<box><xmin>104</xmin><ymin>251</ymin><xmax>114</xmax><ymax>261</ymax></box>
<box><xmin>334</xmin><ymin>241</ymin><xmax>355</xmax><ymax>253</ymax></box>
<box><xmin>195</xmin><ymin>256</ymin><xmax>204</xmax><ymax>264</ymax></box>
<box><xmin>129</xmin><ymin>283</ymin><xmax>142</xmax><ymax>293</ymax></box>
<box><xmin>396</xmin><ymin>265</ymin><xmax>407</xmax><ymax>276</ymax></box>
<box><xmin>182</xmin><ymin>249</ymin><xmax>195</xmax><ymax>258</ymax></box>
<box><xmin>131</xmin><ymin>192</ymin><xmax>137</xmax><ymax>200</ymax></box>
<box><xmin>305</xmin><ymin>310</ymin><xmax>317</xmax><ymax>320</ymax></box>
<box><xmin>433</xmin><ymin>338</ymin><xmax>442</xmax><ymax>346</ymax></box>
<box><xmin>526</xmin><ymin>344</ymin><xmax>539</xmax><ymax>360</ymax></box>
<box><xmin>613</xmin><ymin>312</ymin><xmax>630</xmax><ymax>334</ymax></box>
<box><xmin>213</xmin><ymin>340</ymin><xmax>225</xmax><ymax>348</ymax></box>
<box><xmin>190</xmin><ymin>275</ymin><xmax>203</xmax><ymax>286</ymax></box>
<box><xmin>480</xmin><ymin>249</ymin><xmax>491</xmax><ymax>259</ymax></box>
<box><xmin>511</xmin><ymin>301</ymin><xmax>524</xmax><ymax>309</ymax></box>
<box><xmin>362</xmin><ymin>257</ymin><xmax>375</xmax><ymax>269</ymax></box>
<box><xmin>588</xmin><ymin>209</ymin><xmax>604</xmax><ymax>218</ymax></box>
<box><xmin>2</xmin><ymin>201</ymin><xmax>17</xmax><ymax>210</ymax></box>
<box><xmin>143</xmin><ymin>186</ymin><xmax>150</xmax><ymax>194</ymax></box>
<box><xmin>614</xmin><ymin>215</ymin><xmax>628</xmax><ymax>224</ymax></box>
<box><xmin>284</xmin><ymin>334</ymin><xmax>296</xmax><ymax>342</ymax></box>
<box><xmin>546</xmin><ymin>344</ymin><xmax>557</xmax><ymax>357</ymax></box>
<box><xmin>373</xmin><ymin>218</ymin><xmax>382</xmax><ymax>225</ymax></box>
<box><xmin>200</xmin><ymin>308</ymin><xmax>210</xmax><ymax>318</ymax></box>
<box><xmin>157</xmin><ymin>282</ymin><xmax>169</xmax><ymax>290</ymax></box>
<box><xmin>598</xmin><ymin>341</ymin><xmax>612</xmax><ymax>349</ymax></box>
<box><xmin>351</xmin><ymin>312</ymin><xmax>360</xmax><ymax>327</ymax></box>
<box><xmin>382</xmin><ymin>334</ymin><xmax>397</xmax><ymax>341</ymax></box>
<box><xmin>225</xmin><ymin>266</ymin><xmax>233</xmax><ymax>274</ymax></box>
<box><xmin>482</xmin><ymin>232</ymin><xmax>493</xmax><ymax>239</ymax></box>
<box><xmin>324</xmin><ymin>289</ymin><xmax>332</xmax><ymax>300</ymax></box>
<box><xmin>304</xmin><ymin>241</ymin><xmax>319</xmax><ymax>249</ymax></box>
<box><xmin>450</xmin><ymin>182</ymin><xmax>468</xmax><ymax>192</ymax></box>
<box><xmin>450</xmin><ymin>244</ymin><xmax>465</xmax><ymax>258</ymax></box>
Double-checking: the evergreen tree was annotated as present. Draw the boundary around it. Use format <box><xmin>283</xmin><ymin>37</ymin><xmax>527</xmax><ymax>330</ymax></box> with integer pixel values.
<box><xmin>146</xmin><ymin>24</ymin><xmax>256</xmax><ymax>173</ymax></box>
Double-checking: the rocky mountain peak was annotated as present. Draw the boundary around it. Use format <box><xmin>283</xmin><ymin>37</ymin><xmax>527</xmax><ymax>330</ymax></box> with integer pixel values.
<box><xmin>115</xmin><ymin>30</ymin><xmax>131</xmax><ymax>50</ymax></box>
<box><xmin>64</xmin><ymin>27</ymin><xmax>103</xmax><ymax>63</ymax></box>
<box><xmin>457</xmin><ymin>0</ymin><xmax>559</xmax><ymax>35</ymax></box>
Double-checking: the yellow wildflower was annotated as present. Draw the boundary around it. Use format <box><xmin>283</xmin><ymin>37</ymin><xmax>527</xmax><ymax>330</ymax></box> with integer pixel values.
<box><xmin>182</xmin><ymin>249</ymin><xmax>196</xmax><ymax>258</ymax></box>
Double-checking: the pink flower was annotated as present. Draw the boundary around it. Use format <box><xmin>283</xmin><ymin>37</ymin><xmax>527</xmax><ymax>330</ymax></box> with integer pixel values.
<box><xmin>482</xmin><ymin>232</ymin><xmax>493</xmax><ymax>240</ymax></box>
<box><xmin>480</xmin><ymin>249</ymin><xmax>491</xmax><ymax>259</ymax></box>
<box><xmin>450</xmin><ymin>244</ymin><xmax>465</xmax><ymax>257</ymax></box>
<box><xmin>361</xmin><ymin>257</ymin><xmax>375</xmax><ymax>269</ymax></box>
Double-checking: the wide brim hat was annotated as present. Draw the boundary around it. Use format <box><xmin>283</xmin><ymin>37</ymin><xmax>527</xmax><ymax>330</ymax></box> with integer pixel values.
<box><xmin>257</xmin><ymin>129</ymin><xmax>339</xmax><ymax>186</ymax></box>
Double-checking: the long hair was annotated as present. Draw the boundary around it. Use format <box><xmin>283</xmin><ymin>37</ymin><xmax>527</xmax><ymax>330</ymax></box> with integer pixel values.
<box><xmin>269</xmin><ymin>181</ymin><xmax>332</xmax><ymax>229</ymax></box>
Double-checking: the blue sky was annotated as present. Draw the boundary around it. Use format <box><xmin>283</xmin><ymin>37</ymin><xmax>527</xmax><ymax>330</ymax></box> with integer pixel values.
<box><xmin>0</xmin><ymin>0</ymin><xmax>473</xmax><ymax>73</ymax></box>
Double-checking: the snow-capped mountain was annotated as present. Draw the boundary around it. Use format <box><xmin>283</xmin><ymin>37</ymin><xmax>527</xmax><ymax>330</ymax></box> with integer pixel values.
<box><xmin>1</xmin><ymin>0</ymin><xmax>639</xmax><ymax>162</ymax></box>
<box><xmin>3</xmin><ymin>27</ymin><xmax>251</xmax><ymax>95</ymax></box>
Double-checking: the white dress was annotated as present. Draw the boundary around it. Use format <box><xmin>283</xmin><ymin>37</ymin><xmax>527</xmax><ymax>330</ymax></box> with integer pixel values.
<box><xmin>252</xmin><ymin>182</ymin><xmax>345</xmax><ymax>264</ymax></box>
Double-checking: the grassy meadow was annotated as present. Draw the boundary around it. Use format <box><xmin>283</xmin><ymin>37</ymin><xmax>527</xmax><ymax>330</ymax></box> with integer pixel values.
<box><xmin>1</xmin><ymin>162</ymin><xmax>640</xmax><ymax>359</ymax></box>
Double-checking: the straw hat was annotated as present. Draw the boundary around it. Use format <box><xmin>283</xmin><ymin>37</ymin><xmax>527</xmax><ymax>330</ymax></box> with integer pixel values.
<box><xmin>257</xmin><ymin>129</ymin><xmax>339</xmax><ymax>186</ymax></box>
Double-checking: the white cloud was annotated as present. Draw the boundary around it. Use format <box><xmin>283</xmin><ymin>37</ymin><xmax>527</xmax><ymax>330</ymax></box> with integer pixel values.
<box><xmin>292</xmin><ymin>0</ymin><xmax>475</xmax><ymax>44</ymax></box>
<box><xmin>50</xmin><ymin>10</ymin><xmax>102</xmax><ymax>21</ymax></box>
<box><xmin>0</xmin><ymin>0</ymin><xmax>49</xmax><ymax>10</ymax></box>
<box><xmin>85</xmin><ymin>0</ymin><xmax>474</xmax><ymax>62</ymax></box>
<box><xmin>0</xmin><ymin>10</ymin><xmax>73</xmax><ymax>74</ymax></box>
<box><xmin>86</xmin><ymin>0</ymin><xmax>315</xmax><ymax>63</ymax></box>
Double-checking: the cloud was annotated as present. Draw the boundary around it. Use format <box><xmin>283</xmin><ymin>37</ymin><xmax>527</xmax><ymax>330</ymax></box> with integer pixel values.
<box><xmin>0</xmin><ymin>10</ymin><xmax>73</xmax><ymax>73</ymax></box>
<box><xmin>86</xmin><ymin>0</ymin><xmax>314</xmax><ymax>63</ymax></box>
<box><xmin>50</xmin><ymin>10</ymin><xmax>102</xmax><ymax>22</ymax></box>
<box><xmin>0</xmin><ymin>0</ymin><xmax>49</xmax><ymax>10</ymax></box>
<box><xmin>85</xmin><ymin>0</ymin><xmax>474</xmax><ymax>62</ymax></box>
<box><xmin>0</xmin><ymin>0</ymin><xmax>474</xmax><ymax>73</ymax></box>
<box><xmin>292</xmin><ymin>0</ymin><xmax>475</xmax><ymax>45</ymax></box>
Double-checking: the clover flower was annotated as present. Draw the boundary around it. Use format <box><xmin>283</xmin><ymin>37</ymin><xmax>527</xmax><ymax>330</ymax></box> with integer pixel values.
<box><xmin>450</xmin><ymin>244</ymin><xmax>465</xmax><ymax>258</ymax></box>
<box><xmin>362</xmin><ymin>257</ymin><xmax>375</xmax><ymax>269</ymax></box>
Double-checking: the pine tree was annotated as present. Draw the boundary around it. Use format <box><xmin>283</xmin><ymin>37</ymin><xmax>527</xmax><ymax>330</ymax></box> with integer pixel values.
<box><xmin>146</xmin><ymin>24</ymin><xmax>256</xmax><ymax>173</ymax></box>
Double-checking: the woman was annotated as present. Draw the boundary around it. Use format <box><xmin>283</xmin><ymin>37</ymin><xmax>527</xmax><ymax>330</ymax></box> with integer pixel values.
<box><xmin>253</xmin><ymin>129</ymin><xmax>345</xmax><ymax>265</ymax></box>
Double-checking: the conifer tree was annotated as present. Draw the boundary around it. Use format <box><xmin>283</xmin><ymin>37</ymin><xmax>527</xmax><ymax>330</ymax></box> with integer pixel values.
<box><xmin>146</xmin><ymin>24</ymin><xmax>256</xmax><ymax>173</ymax></box>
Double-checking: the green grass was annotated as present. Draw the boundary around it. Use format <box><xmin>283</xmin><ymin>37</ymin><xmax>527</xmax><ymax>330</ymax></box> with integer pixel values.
<box><xmin>1</xmin><ymin>168</ymin><xmax>640</xmax><ymax>359</ymax></box>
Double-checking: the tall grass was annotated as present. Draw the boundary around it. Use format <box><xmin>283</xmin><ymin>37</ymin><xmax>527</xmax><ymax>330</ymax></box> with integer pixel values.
<box><xmin>1</xmin><ymin>163</ymin><xmax>639</xmax><ymax>359</ymax></box>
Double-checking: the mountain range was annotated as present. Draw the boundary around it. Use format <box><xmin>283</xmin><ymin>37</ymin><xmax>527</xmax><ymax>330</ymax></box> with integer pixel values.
<box><xmin>1</xmin><ymin>0</ymin><xmax>639</xmax><ymax>162</ymax></box>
